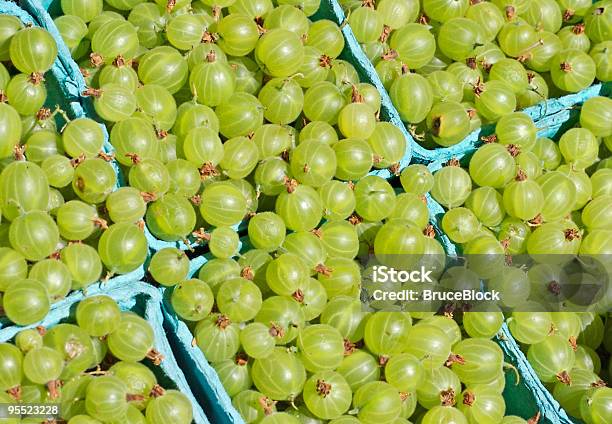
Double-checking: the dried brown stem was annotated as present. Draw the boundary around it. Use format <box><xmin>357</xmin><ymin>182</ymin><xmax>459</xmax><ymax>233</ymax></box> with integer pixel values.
<box><xmin>446</xmin><ymin>158</ymin><xmax>461</xmax><ymax>167</ymax></box>
<box><xmin>472</xmin><ymin>77</ymin><xmax>485</xmax><ymax>97</ymax></box>
<box><xmin>192</xmin><ymin>228</ymin><xmax>211</xmax><ymax>244</ymax></box>
<box><xmin>150</xmin><ymin>384</ymin><xmax>166</xmax><ymax>398</ymax></box>
<box><xmin>146</xmin><ymin>349</ymin><xmax>164</xmax><ymax>365</ymax></box>
<box><xmin>189</xmin><ymin>194</ymin><xmax>201</xmax><ymax>206</ymax></box>
<box><xmin>199</xmin><ymin>162</ymin><xmax>220</xmax><ymax>180</ymax></box>
<box><xmin>283</xmin><ymin>177</ymin><xmax>299</xmax><ymax>193</ymax></box>
<box><xmin>556</xmin><ymin>370</ymin><xmax>571</xmax><ymax>385</ymax></box>
<box><xmin>462</xmin><ymin>390</ymin><xmax>475</xmax><ymax>406</ymax></box>
<box><xmin>70</xmin><ymin>154</ymin><xmax>86</xmax><ymax>168</ymax></box>
<box><xmin>343</xmin><ymin>339</ymin><xmax>356</xmax><ymax>356</ymax></box>
<box><xmin>564</xmin><ymin>228</ymin><xmax>581</xmax><ymax>241</ymax></box>
<box><xmin>319</xmin><ymin>55</ymin><xmax>332</xmax><ymax>68</ymax></box>
<box><xmin>241</xmin><ymin>266</ymin><xmax>254</xmax><ymax>281</ymax></box>
<box><xmin>47</xmin><ymin>380</ymin><xmax>61</xmax><ymax>400</ymax></box>
<box><xmin>36</xmin><ymin>107</ymin><xmax>51</xmax><ymax>121</ymax></box>
<box><xmin>7</xmin><ymin>386</ymin><xmax>21</xmax><ymax>400</ymax></box>
<box><xmin>201</xmin><ymin>31</ymin><xmax>218</xmax><ymax>43</ymax></box>
<box><xmin>515</xmin><ymin>169</ymin><xmax>528</xmax><ymax>181</ymax></box>
<box><xmin>528</xmin><ymin>214</ymin><xmax>543</xmax><ymax>227</ymax></box>
<box><xmin>292</xmin><ymin>289</ymin><xmax>304</xmax><ymax>303</ymax></box>
<box><xmin>269</xmin><ymin>323</ymin><xmax>285</xmax><ymax>339</ymax></box>
<box><xmin>316</xmin><ymin>380</ymin><xmax>332</xmax><ymax>397</ymax></box>
<box><xmin>379</xmin><ymin>25</ymin><xmax>391</xmax><ymax>43</ymax></box>
<box><xmin>13</xmin><ymin>144</ymin><xmax>25</xmax><ymax>161</ymax></box>
<box><xmin>381</xmin><ymin>49</ymin><xmax>398</xmax><ymax>61</ymax></box>
<box><xmin>423</xmin><ymin>225</ymin><xmax>436</xmax><ymax>238</ymax></box>
<box><xmin>351</xmin><ymin>84</ymin><xmax>364</xmax><ymax>103</ymax></box>
<box><xmin>348</xmin><ymin>214</ymin><xmax>363</xmax><ymax>225</ymax></box>
<box><xmin>235</xmin><ymin>353</ymin><xmax>249</xmax><ymax>366</ymax></box>
<box><xmin>126</xmin><ymin>393</ymin><xmax>146</xmax><ymax>402</ymax></box>
<box><xmin>388</xmin><ymin>163</ymin><xmax>400</xmax><ymax>175</ymax></box>
<box><xmin>28</xmin><ymin>72</ymin><xmax>44</xmax><ymax>85</ymax></box>
<box><xmin>441</xmin><ymin>388</ymin><xmax>456</xmax><ymax>406</ymax></box>
<box><xmin>141</xmin><ymin>192</ymin><xmax>157</xmax><ymax>203</ymax></box>
<box><xmin>563</xmin><ymin>10</ymin><xmax>575</xmax><ymax>22</ymax></box>
<box><xmin>506</xmin><ymin>144</ymin><xmax>521</xmax><ymax>157</ymax></box>
<box><xmin>98</xmin><ymin>151</ymin><xmax>114</xmax><ymax>162</ymax></box>
<box><xmin>89</xmin><ymin>53</ymin><xmax>103</xmax><ymax>68</ymax></box>
<box><xmin>259</xmin><ymin>396</ymin><xmax>276</xmax><ymax>416</ymax></box>
<box><xmin>215</xmin><ymin>315</ymin><xmax>231</xmax><ymax>330</ymax></box>
<box><xmin>548</xmin><ymin>280</ymin><xmax>561</xmax><ymax>296</ymax></box>
<box><xmin>315</xmin><ymin>264</ymin><xmax>333</xmax><ymax>277</ymax></box>
<box><xmin>93</xmin><ymin>217</ymin><xmax>108</xmax><ymax>230</ymax></box>
<box><xmin>445</xmin><ymin>353</ymin><xmax>466</xmax><ymax>367</ymax></box>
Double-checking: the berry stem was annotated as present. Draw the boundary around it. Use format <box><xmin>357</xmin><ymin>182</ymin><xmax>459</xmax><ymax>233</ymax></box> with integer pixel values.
<box><xmin>7</xmin><ymin>385</ymin><xmax>21</xmax><ymax>400</ymax></box>
<box><xmin>150</xmin><ymin>384</ymin><xmax>166</xmax><ymax>398</ymax></box>
<box><xmin>47</xmin><ymin>380</ymin><xmax>61</xmax><ymax>400</ymax></box>
<box><xmin>146</xmin><ymin>348</ymin><xmax>164</xmax><ymax>365</ymax></box>
<box><xmin>440</xmin><ymin>388</ymin><xmax>456</xmax><ymax>406</ymax></box>
<box><xmin>503</xmin><ymin>362</ymin><xmax>521</xmax><ymax>385</ymax></box>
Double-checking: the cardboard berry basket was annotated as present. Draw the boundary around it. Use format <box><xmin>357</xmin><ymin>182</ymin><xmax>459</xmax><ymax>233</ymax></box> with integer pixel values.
<box><xmin>0</xmin><ymin>0</ymin><xmax>147</xmax><ymax>311</ymax></box>
<box><xmin>160</xmin><ymin>245</ymin><xmax>575</xmax><ymax>424</ymax></box>
<box><xmin>20</xmin><ymin>0</ymin><xmax>193</xmax><ymax>252</ymax></box>
<box><xmin>23</xmin><ymin>0</ymin><xmax>611</xmax><ymax>256</ymax></box>
<box><xmin>425</xmin><ymin>81</ymin><xmax>611</xmax><ymax>251</ymax></box>
<box><xmin>0</xmin><ymin>278</ymin><xmax>210</xmax><ymax>423</ymax></box>
<box><xmin>318</xmin><ymin>0</ymin><xmax>610</xmax><ymax>166</ymax></box>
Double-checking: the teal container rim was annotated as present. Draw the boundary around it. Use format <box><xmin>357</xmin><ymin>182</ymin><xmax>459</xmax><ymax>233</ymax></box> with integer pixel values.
<box><xmin>0</xmin><ymin>277</ymin><xmax>209</xmax><ymax>424</ymax></box>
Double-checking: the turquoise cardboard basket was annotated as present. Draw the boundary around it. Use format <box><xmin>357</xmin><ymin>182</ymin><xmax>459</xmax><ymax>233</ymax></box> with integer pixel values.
<box><xmin>162</xmin><ymin>251</ymin><xmax>578</xmax><ymax>424</ymax></box>
<box><xmin>426</xmin><ymin>81</ymin><xmax>612</xmax><ymax>248</ymax></box>
<box><xmin>0</xmin><ymin>0</ymin><xmax>146</xmax><ymax>302</ymax></box>
<box><xmin>27</xmin><ymin>0</ymin><xmax>610</xmax><ymax>254</ymax></box>
<box><xmin>317</xmin><ymin>0</ymin><xmax>610</xmax><ymax>167</ymax></box>
<box><xmin>17</xmin><ymin>0</ymin><xmax>188</xmax><ymax>252</ymax></box>
<box><xmin>0</xmin><ymin>279</ymin><xmax>209</xmax><ymax>424</ymax></box>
